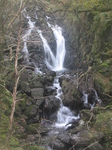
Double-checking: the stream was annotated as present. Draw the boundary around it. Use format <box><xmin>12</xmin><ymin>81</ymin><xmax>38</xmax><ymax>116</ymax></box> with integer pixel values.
<box><xmin>21</xmin><ymin>9</ymin><xmax>101</xmax><ymax>150</ymax></box>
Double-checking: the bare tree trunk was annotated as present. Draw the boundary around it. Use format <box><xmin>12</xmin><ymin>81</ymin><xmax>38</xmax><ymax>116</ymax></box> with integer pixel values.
<box><xmin>9</xmin><ymin>20</ymin><xmax>22</xmax><ymax>132</ymax></box>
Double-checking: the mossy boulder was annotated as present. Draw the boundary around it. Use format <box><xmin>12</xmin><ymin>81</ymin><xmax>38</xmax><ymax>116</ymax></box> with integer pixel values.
<box><xmin>20</xmin><ymin>81</ymin><xmax>30</xmax><ymax>93</ymax></box>
<box><xmin>94</xmin><ymin>111</ymin><xmax>112</xmax><ymax>149</ymax></box>
<box><xmin>24</xmin><ymin>105</ymin><xmax>38</xmax><ymax>118</ymax></box>
<box><xmin>31</xmin><ymin>88</ymin><xmax>44</xmax><ymax>99</ymax></box>
<box><xmin>94</xmin><ymin>73</ymin><xmax>112</xmax><ymax>104</ymax></box>
<box><xmin>27</xmin><ymin>123</ymin><xmax>40</xmax><ymax>134</ymax></box>
<box><xmin>70</xmin><ymin>130</ymin><xmax>104</xmax><ymax>149</ymax></box>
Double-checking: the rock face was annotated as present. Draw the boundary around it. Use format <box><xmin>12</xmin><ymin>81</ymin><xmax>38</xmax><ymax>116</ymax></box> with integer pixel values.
<box><xmin>61</xmin><ymin>77</ymin><xmax>83</xmax><ymax>110</ymax></box>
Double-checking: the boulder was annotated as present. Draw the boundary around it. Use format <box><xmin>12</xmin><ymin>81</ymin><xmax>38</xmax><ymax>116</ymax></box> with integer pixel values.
<box><xmin>62</xmin><ymin>79</ymin><xmax>83</xmax><ymax>110</ymax></box>
<box><xmin>70</xmin><ymin>130</ymin><xmax>104</xmax><ymax>149</ymax></box>
<box><xmin>31</xmin><ymin>88</ymin><xmax>44</xmax><ymax>99</ymax></box>
<box><xmin>20</xmin><ymin>81</ymin><xmax>30</xmax><ymax>93</ymax></box>
<box><xmin>49</xmin><ymin>138</ymin><xmax>68</xmax><ymax>150</ymax></box>
<box><xmin>24</xmin><ymin>105</ymin><xmax>38</xmax><ymax>118</ymax></box>
<box><xmin>42</xmin><ymin>96</ymin><xmax>60</xmax><ymax>119</ymax></box>
<box><xmin>30</xmin><ymin>77</ymin><xmax>44</xmax><ymax>88</ymax></box>
<box><xmin>35</xmin><ymin>98</ymin><xmax>44</xmax><ymax>106</ymax></box>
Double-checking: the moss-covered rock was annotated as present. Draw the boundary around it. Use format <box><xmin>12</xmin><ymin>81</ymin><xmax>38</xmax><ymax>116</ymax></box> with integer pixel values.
<box><xmin>27</xmin><ymin>123</ymin><xmax>40</xmax><ymax>134</ymax></box>
<box><xmin>94</xmin><ymin>111</ymin><xmax>112</xmax><ymax>149</ymax></box>
<box><xmin>24</xmin><ymin>105</ymin><xmax>38</xmax><ymax>118</ymax></box>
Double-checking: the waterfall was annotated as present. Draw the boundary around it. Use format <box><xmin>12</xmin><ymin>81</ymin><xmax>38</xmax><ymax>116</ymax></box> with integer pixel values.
<box><xmin>37</xmin><ymin>22</ymin><xmax>66</xmax><ymax>71</ymax></box>
<box><xmin>37</xmin><ymin>18</ymin><xmax>79</xmax><ymax>128</ymax></box>
<box><xmin>47</xmin><ymin>23</ymin><xmax>66</xmax><ymax>71</ymax></box>
<box><xmin>83</xmin><ymin>89</ymin><xmax>101</xmax><ymax>109</ymax></box>
<box><xmin>22</xmin><ymin>14</ymin><xmax>35</xmax><ymax>61</ymax></box>
<box><xmin>53</xmin><ymin>77</ymin><xmax>80</xmax><ymax>128</ymax></box>
<box><xmin>37</xmin><ymin>29</ymin><xmax>56</xmax><ymax>70</ymax></box>
<box><xmin>22</xmin><ymin>10</ymin><xmax>42</xmax><ymax>74</ymax></box>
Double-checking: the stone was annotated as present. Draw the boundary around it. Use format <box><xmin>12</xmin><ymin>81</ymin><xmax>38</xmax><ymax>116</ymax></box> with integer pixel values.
<box><xmin>70</xmin><ymin>130</ymin><xmax>104</xmax><ymax>149</ymax></box>
<box><xmin>24</xmin><ymin>105</ymin><xmax>38</xmax><ymax>118</ymax></box>
<box><xmin>20</xmin><ymin>70</ymin><xmax>29</xmax><ymax>82</ymax></box>
<box><xmin>30</xmin><ymin>78</ymin><xmax>43</xmax><ymax>88</ymax></box>
<box><xmin>35</xmin><ymin>98</ymin><xmax>44</xmax><ymax>106</ymax></box>
<box><xmin>31</xmin><ymin>88</ymin><xmax>44</xmax><ymax>99</ymax></box>
<box><xmin>42</xmin><ymin>96</ymin><xmax>60</xmax><ymax>119</ymax></box>
<box><xmin>62</xmin><ymin>79</ymin><xmax>83</xmax><ymax>110</ymax></box>
<box><xmin>86</xmin><ymin>142</ymin><xmax>104</xmax><ymax>150</ymax></box>
<box><xmin>49</xmin><ymin>138</ymin><xmax>67</xmax><ymax>150</ymax></box>
<box><xmin>20</xmin><ymin>81</ymin><xmax>30</xmax><ymax>93</ymax></box>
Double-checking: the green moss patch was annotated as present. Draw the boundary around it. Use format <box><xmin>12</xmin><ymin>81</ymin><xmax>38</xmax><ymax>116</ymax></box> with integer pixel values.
<box><xmin>94</xmin><ymin>111</ymin><xmax>112</xmax><ymax>148</ymax></box>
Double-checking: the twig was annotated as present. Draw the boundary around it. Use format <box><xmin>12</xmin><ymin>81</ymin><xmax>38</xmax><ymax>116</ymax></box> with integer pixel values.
<box><xmin>0</xmin><ymin>84</ymin><xmax>12</xmax><ymax>96</ymax></box>
<box><xmin>83</xmin><ymin>141</ymin><xmax>99</xmax><ymax>150</ymax></box>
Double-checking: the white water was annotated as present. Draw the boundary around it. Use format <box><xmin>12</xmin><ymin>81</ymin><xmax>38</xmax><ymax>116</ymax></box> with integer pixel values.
<box><xmin>83</xmin><ymin>89</ymin><xmax>101</xmax><ymax>109</ymax></box>
<box><xmin>47</xmin><ymin>23</ymin><xmax>66</xmax><ymax>71</ymax></box>
<box><xmin>22</xmin><ymin>10</ymin><xmax>43</xmax><ymax>74</ymax></box>
<box><xmin>37</xmin><ymin>22</ymin><xmax>66</xmax><ymax>71</ymax></box>
<box><xmin>22</xmin><ymin>12</ymin><xmax>79</xmax><ymax>128</ymax></box>
<box><xmin>37</xmin><ymin>19</ymin><xmax>79</xmax><ymax>128</ymax></box>
<box><xmin>53</xmin><ymin>77</ymin><xmax>79</xmax><ymax>128</ymax></box>
<box><xmin>22</xmin><ymin>13</ymin><xmax>35</xmax><ymax>61</ymax></box>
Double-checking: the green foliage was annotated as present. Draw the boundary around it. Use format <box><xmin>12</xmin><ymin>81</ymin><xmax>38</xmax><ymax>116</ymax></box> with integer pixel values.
<box><xmin>10</xmin><ymin>137</ymin><xmax>20</xmax><ymax>148</ymax></box>
<box><xmin>94</xmin><ymin>111</ymin><xmax>112</xmax><ymax>149</ymax></box>
<box><xmin>30</xmin><ymin>146</ymin><xmax>45</xmax><ymax>150</ymax></box>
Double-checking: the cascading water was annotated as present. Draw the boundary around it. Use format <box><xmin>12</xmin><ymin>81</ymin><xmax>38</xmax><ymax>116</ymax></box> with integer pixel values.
<box><xmin>22</xmin><ymin>10</ymin><xmax>42</xmax><ymax>74</ymax></box>
<box><xmin>37</xmin><ymin>22</ymin><xmax>66</xmax><ymax>71</ymax></box>
<box><xmin>37</xmin><ymin>21</ymin><xmax>79</xmax><ymax>128</ymax></box>
<box><xmin>83</xmin><ymin>89</ymin><xmax>101</xmax><ymax>109</ymax></box>
<box><xmin>53</xmin><ymin>77</ymin><xmax>79</xmax><ymax>128</ymax></box>
<box><xmin>22</xmin><ymin>13</ymin><xmax>35</xmax><ymax>61</ymax></box>
<box><xmin>47</xmin><ymin>22</ymin><xmax>66</xmax><ymax>71</ymax></box>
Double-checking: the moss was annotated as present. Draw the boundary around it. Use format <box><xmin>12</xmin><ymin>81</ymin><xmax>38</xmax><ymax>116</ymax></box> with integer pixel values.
<box><xmin>10</xmin><ymin>138</ymin><xmax>20</xmax><ymax>148</ymax></box>
<box><xmin>94</xmin><ymin>111</ymin><xmax>112</xmax><ymax>149</ymax></box>
<box><xmin>29</xmin><ymin>146</ymin><xmax>45</xmax><ymax>150</ymax></box>
<box><xmin>27</xmin><ymin>124</ymin><xmax>40</xmax><ymax>134</ymax></box>
<box><xmin>94</xmin><ymin>73</ymin><xmax>112</xmax><ymax>94</ymax></box>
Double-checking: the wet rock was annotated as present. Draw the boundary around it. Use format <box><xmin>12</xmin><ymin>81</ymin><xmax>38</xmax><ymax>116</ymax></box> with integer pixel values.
<box><xmin>62</xmin><ymin>79</ymin><xmax>83</xmax><ymax>110</ymax></box>
<box><xmin>70</xmin><ymin>120</ymin><xmax>85</xmax><ymax>134</ymax></box>
<box><xmin>35</xmin><ymin>98</ymin><xmax>44</xmax><ymax>106</ymax></box>
<box><xmin>46</xmin><ymin>71</ymin><xmax>56</xmax><ymax>77</ymax></box>
<box><xmin>44</xmin><ymin>86</ymin><xmax>56</xmax><ymax>96</ymax></box>
<box><xmin>70</xmin><ymin>130</ymin><xmax>104</xmax><ymax>149</ymax></box>
<box><xmin>31</xmin><ymin>88</ymin><xmax>44</xmax><ymax>99</ymax></box>
<box><xmin>57</xmin><ymin>133</ymin><xmax>70</xmax><ymax>144</ymax></box>
<box><xmin>42</xmin><ymin>96</ymin><xmax>60</xmax><ymax>119</ymax></box>
<box><xmin>49</xmin><ymin>138</ymin><xmax>68</xmax><ymax>150</ymax></box>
